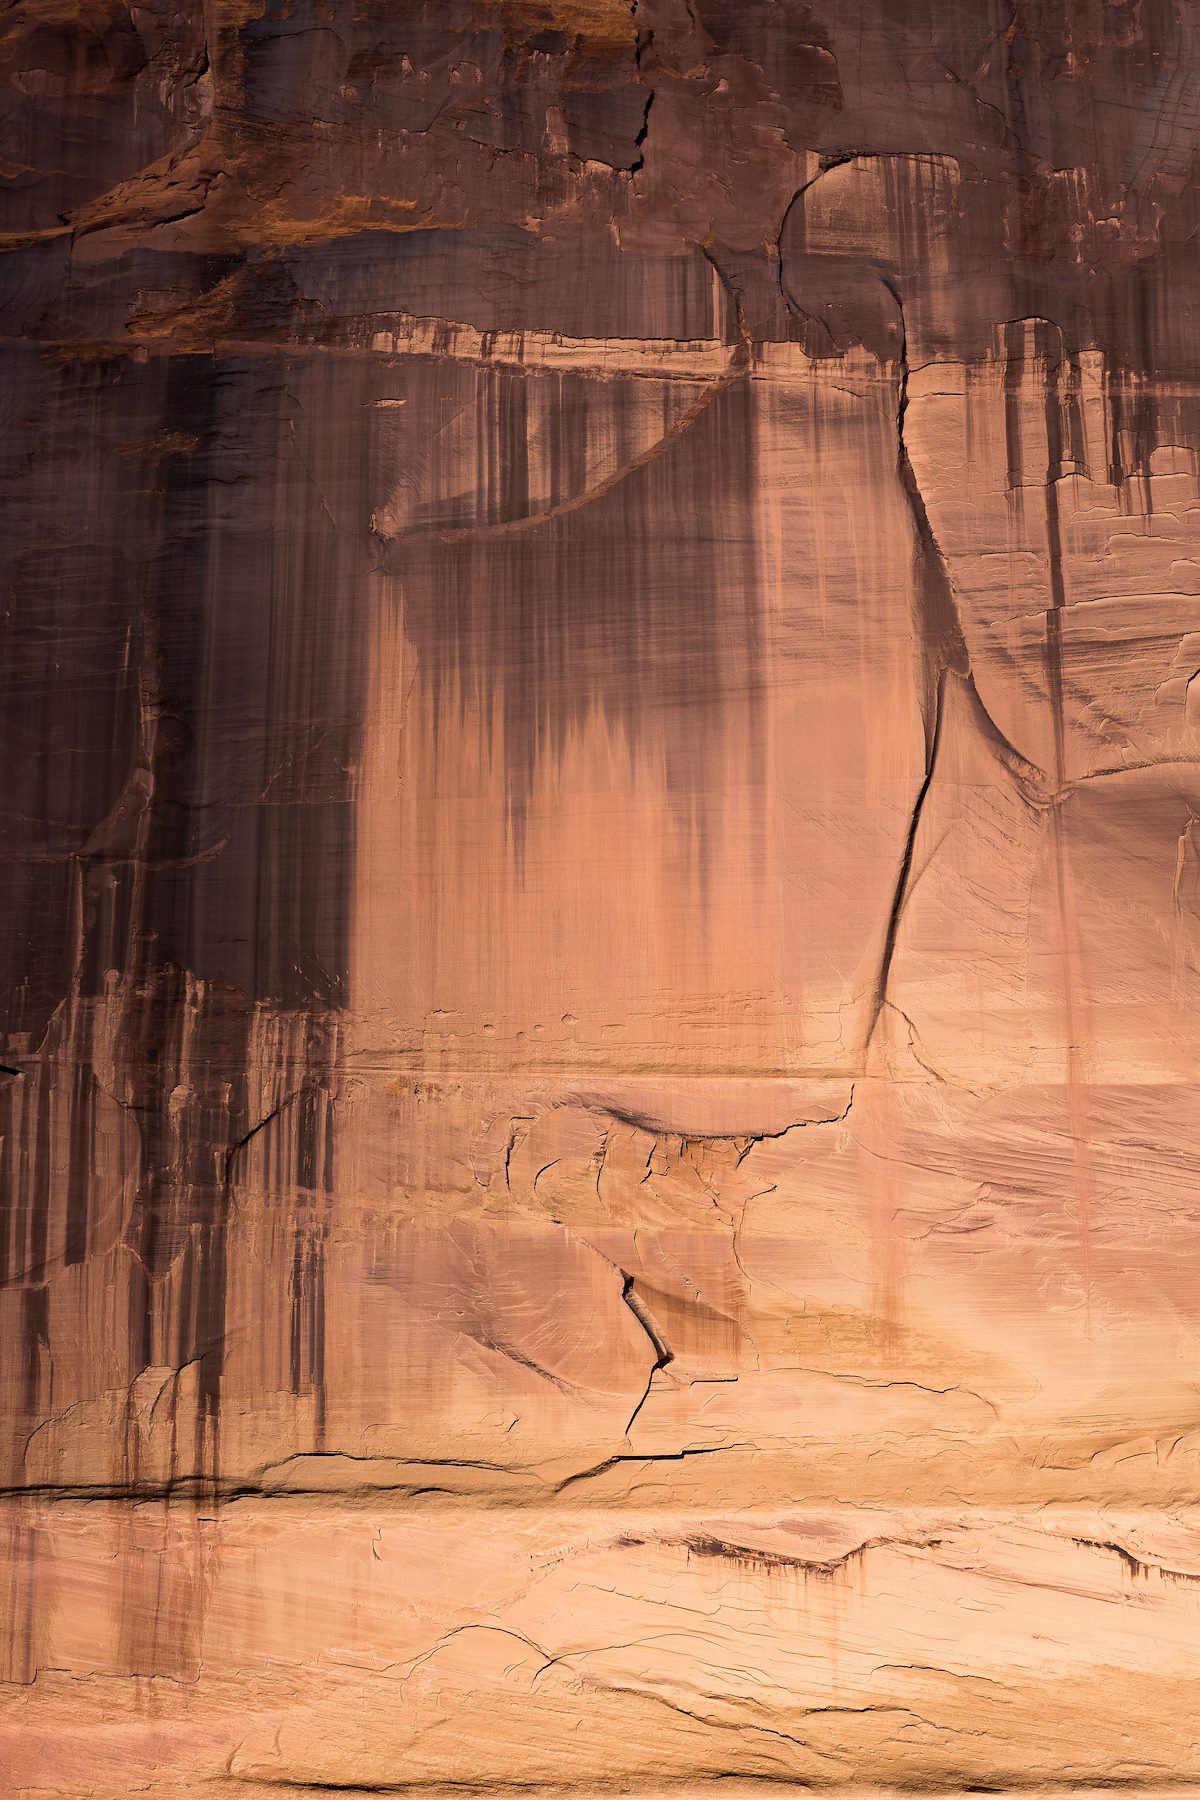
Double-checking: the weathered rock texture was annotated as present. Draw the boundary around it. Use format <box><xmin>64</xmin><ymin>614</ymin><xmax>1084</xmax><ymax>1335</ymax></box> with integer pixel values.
<box><xmin>4</xmin><ymin>1</ymin><xmax>1200</xmax><ymax>1795</ymax></box>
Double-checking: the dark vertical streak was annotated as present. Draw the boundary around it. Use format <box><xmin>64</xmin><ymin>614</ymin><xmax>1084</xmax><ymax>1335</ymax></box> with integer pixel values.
<box><xmin>63</xmin><ymin>1057</ymin><xmax>94</xmax><ymax>1268</ymax></box>
<box><xmin>1039</xmin><ymin>325</ymin><xmax>1094</xmax><ymax>1326</ymax></box>
<box><xmin>20</xmin><ymin>1286</ymin><xmax>49</xmax><ymax>1419</ymax></box>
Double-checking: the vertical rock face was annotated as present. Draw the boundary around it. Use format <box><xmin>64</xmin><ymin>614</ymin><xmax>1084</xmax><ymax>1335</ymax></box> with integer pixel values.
<box><xmin>5</xmin><ymin>2</ymin><xmax>1200</xmax><ymax>1794</ymax></box>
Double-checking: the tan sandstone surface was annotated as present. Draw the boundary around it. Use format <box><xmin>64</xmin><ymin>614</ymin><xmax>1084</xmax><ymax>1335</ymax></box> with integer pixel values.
<box><xmin>4</xmin><ymin>1</ymin><xmax>1200</xmax><ymax>1795</ymax></box>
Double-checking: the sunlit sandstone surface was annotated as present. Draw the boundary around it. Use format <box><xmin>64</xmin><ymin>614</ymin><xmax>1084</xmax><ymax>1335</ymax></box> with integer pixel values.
<box><xmin>5</xmin><ymin>2</ymin><xmax>1200</xmax><ymax>1796</ymax></box>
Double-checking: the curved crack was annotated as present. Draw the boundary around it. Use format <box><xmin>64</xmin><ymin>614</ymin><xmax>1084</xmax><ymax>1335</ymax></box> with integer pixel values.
<box><xmin>621</xmin><ymin>1272</ymin><xmax>674</xmax><ymax>1434</ymax></box>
